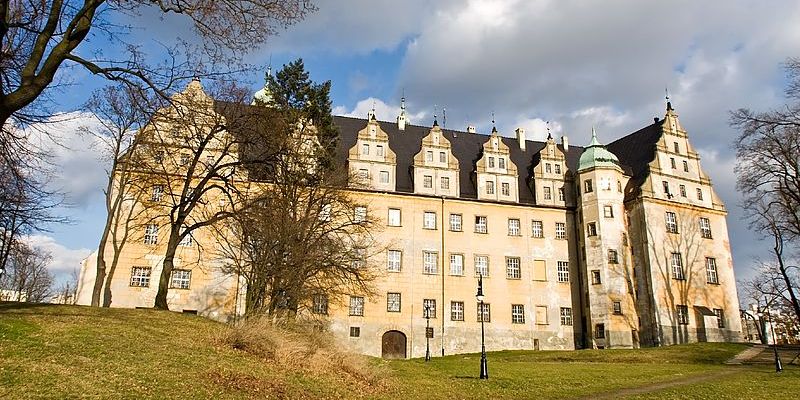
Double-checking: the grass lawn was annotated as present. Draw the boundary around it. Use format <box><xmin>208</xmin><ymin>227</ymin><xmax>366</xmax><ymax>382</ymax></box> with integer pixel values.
<box><xmin>1</xmin><ymin>302</ymin><xmax>799</xmax><ymax>399</ymax></box>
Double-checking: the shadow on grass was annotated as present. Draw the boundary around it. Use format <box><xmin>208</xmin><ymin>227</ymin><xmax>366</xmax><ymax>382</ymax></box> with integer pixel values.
<box><xmin>453</xmin><ymin>376</ymin><xmax>479</xmax><ymax>380</ymax></box>
<box><xmin>0</xmin><ymin>301</ymin><xmax>54</xmax><ymax>312</ymax></box>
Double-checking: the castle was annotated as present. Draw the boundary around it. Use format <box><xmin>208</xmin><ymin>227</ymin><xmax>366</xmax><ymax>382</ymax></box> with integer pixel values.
<box><xmin>76</xmin><ymin>80</ymin><xmax>742</xmax><ymax>358</ymax></box>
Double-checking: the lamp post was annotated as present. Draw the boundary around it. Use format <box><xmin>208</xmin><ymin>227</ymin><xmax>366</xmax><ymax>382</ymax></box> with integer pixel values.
<box><xmin>425</xmin><ymin>304</ymin><xmax>431</xmax><ymax>362</ymax></box>
<box><xmin>476</xmin><ymin>274</ymin><xmax>488</xmax><ymax>379</ymax></box>
<box><xmin>762</xmin><ymin>296</ymin><xmax>783</xmax><ymax>373</ymax></box>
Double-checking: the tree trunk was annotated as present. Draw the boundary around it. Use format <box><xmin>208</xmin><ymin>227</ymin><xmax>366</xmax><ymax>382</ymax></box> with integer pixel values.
<box><xmin>91</xmin><ymin>228</ymin><xmax>109</xmax><ymax>306</ymax></box>
<box><xmin>154</xmin><ymin>232</ymin><xmax>180</xmax><ymax>309</ymax></box>
<box><xmin>102</xmin><ymin>249</ymin><xmax>123</xmax><ymax>307</ymax></box>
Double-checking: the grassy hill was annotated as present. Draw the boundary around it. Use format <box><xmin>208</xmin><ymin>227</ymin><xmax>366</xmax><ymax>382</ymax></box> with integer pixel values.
<box><xmin>1</xmin><ymin>302</ymin><xmax>798</xmax><ymax>399</ymax></box>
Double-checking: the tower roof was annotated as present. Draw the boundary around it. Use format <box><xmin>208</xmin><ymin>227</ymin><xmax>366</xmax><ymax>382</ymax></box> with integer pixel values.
<box><xmin>578</xmin><ymin>127</ymin><xmax>620</xmax><ymax>171</ymax></box>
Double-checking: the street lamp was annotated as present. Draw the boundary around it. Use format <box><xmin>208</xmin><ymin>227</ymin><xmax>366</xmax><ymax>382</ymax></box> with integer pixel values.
<box><xmin>476</xmin><ymin>274</ymin><xmax>488</xmax><ymax>379</ymax></box>
<box><xmin>762</xmin><ymin>296</ymin><xmax>783</xmax><ymax>373</ymax></box>
<box><xmin>424</xmin><ymin>304</ymin><xmax>431</xmax><ymax>362</ymax></box>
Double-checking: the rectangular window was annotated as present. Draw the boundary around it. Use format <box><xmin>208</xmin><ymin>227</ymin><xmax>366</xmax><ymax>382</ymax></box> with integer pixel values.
<box><xmin>423</xmin><ymin>251</ymin><xmax>438</xmax><ymax>274</ymax></box>
<box><xmin>144</xmin><ymin>224</ymin><xmax>158</xmax><ymax>245</ymax></box>
<box><xmin>545</xmin><ymin>163</ymin><xmax>552</xmax><ymax>173</ymax></box>
<box><xmin>700</xmin><ymin>217</ymin><xmax>712</xmax><ymax>239</ymax></box>
<box><xmin>379</xmin><ymin>170</ymin><xmax>390</xmax><ymax>183</ymax></box>
<box><xmin>354</xmin><ymin>206</ymin><xmax>367</xmax><ymax>223</ymax></box>
<box><xmin>714</xmin><ymin>308</ymin><xmax>725</xmax><ymax>328</ymax></box>
<box><xmin>376</xmin><ymin>145</ymin><xmax>384</xmax><ymax>157</ymax></box>
<box><xmin>557</xmin><ymin>261</ymin><xmax>569</xmax><ymax>282</ymax></box>
<box><xmin>426</xmin><ymin>151</ymin><xmax>433</xmax><ymax>162</ymax></box>
<box><xmin>151</xmin><ymin>185</ymin><xmax>163</xmax><ymax>202</ymax></box>
<box><xmin>499</xmin><ymin>158</ymin><xmax>506</xmax><ymax>169</ymax></box>
<box><xmin>665</xmin><ymin>211</ymin><xmax>678</xmax><ymax>233</ymax></box>
<box><xmin>423</xmin><ymin>211</ymin><xmax>437</xmax><ymax>229</ymax></box>
<box><xmin>423</xmin><ymin>175</ymin><xmax>433</xmax><ymax>188</ymax></box>
<box><xmin>543</xmin><ymin>186</ymin><xmax>552</xmax><ymax>200</ymax></box>
<box><xmin>679</xmin><ymin>184</ymin><xmax>687</xmax><ymax>197</ymax></box>
<box><xmin>663</xmin><ymin>181</ymin><xmax>670</xmax><ymax>194</ymax></box>
<box><xmin>555</xmin><ymin>222</ymin><xmax>566</xmax><ymax>239</ymax></box>
<box><xmin>558</xmin><ymin>187</ymin><xmax>565</xmax><ymax>201</ymax></box>
<box><xmin>670</xmin><ymin>157</ymin><xmax>676</xmax><ymax>169</ymax></box>
<box><xmin>312</xmin><ymin>294</ymin><xmax>328</xmax><ymax>314</ymax></box>
<box><xmin>613</xmin><ymin>301</ymin><xmax>622</xmax><ymax>315</ymax></box>
<box><xmin>676</xmin><ymin>305</ymin><xmax>689</xmax><ymax>325</ymax></box>
<box><xmin>608</xmin><ymin>249</ymin><xmax>618</xmax><ymax>264</ymax></box>
<box><xmin>671</xmin><ymin>253</ymin><xmax>684</xmax><ymax>280</ymax></box>
<box><xmin>555</xmin><ymin>164</ymin><xmax>561</xmax><ymax>174</ymax></box>
<box><xmin>683</xmin><ymin>160</ymin><xmax>689</xmax><ymax>172</ymax></box>
<box><xmin>587</xmin><ymin>222</ymin><xmax>597</xmax><ymax>237</ymax></box>
<box><xmin>351</xmin><ymin>248</ymin><xmax>366</xmax><ymax>269</ymax></box>
<box><xmin>560</xmin><ymin>307</ymin><xmax>573</xmax><ymax>326</ymax></box>
<box><xmin>358</xmin><ymin>168</ymin><xmax>369</xmax><ymax>179</ymax></box>
<box><xmin>501</xmin><ymin>182</ymin><xmax>510</xmax><ymax>196</ymax></box>
<box><xmin>349</xmin><ymin>327</ymin><xmax>360</xmax><ymax>337</ymax></box>
<box><xmin>506</xmin><ymin>257</ymin><xmax>521</xmax><ymax>279</ymax></box>
<box><xmin>591</xmin><ymin>270</ymin><xmax>601</xmax><ymax>285</ymax></box>
<box><xmin>449</xmin><ymin>214</ymin><xmax>462</xmax><ymax>231</ymax></box>
<box><xmin>475</xmin><ymin>216</ymin><xmax>488</xmax><ymax>233</ymax></box>
<box><xmin>387</xmin><ymin>208</ymin><xmax>401</xmax><ymax>226</ymax></box>
<box><xmin>475</xmin><ymin>255</ymin><xmax>489</xmax><ymax>277</ymax></box>
<box><xmin>349</xmin><ymin>296</ymin><xmax>364</xmax><ymax>316</ymax></box>
<box><xmin>535</xmin><ymin>305</ymin><xmax>548</xmax><ymax>325</ymax></box>
<box><xmin>439</xmin><ymin>151</ymin><xmax>446</xmax><ymax>163</ymax></box>
<box><xmin>441</xmin><ymin>177</ymin><xmax>450</xmax><ymax>190</ymax></box>
<box><xmin>706</xmin><ymin>257</ymin><xmax>719</xmax><ymax>284</ymax></box>
<box><xmin>508</xmin><ymin>218</ymin><xmax>520</xmax><ymax>236</ymax></box>
<box><xmin>477</xmin><ymin>303</ymin><xmax>491</xmax><ymax>322</ymax></box>
<box><xmin>532</xmin><ymin>220</ymin><xmax>544</xmax><ymax>238</ymax></box>
<box><xmin>584</xmin><ymin>179</ymin><xmax>593</xmax><ymax>193</ymax></box>
<box><xmin>387</xmin><ymin>250</ymin><xmax>402</xmax><ymax>272</ymax></box>
<box><xmin>423</xmin><ymin>299</ymin><xmax>436</xmax><ymax>318</ymax></box>
<box><xmin>603</xmin><ymin>205</ymin><xmax>614</xmax><ymax>218</ymax></box>
<box><xmin>617</xmin><ymin>180</ymin><xmax>623</xmax><ymax>192</ymax></box>
<box><xmin>451</xmin><ymin>301</ymin><xmax>465</xmax><ymax>321</ymax></box>
<box><xmin>387</xmin><ymin>293</ymin><xmax>401</xmax><ymax>312</ymax></box>
<box><xmin>361</xmin><ymin>143</ymin><xmax>369</xmax><ymax>155</ymax></box>
<box><xmin>673</xmin><ymin>142</ymin><xmax>680</xmax><ymax>153</ymax></box>
<box><xmin>178</xmin><ymin>231</ymin><xmax>193</xmax><ymax>247</ymax></box>
<box><xmin>130</xmin><ymin>266</ymin><xmax>151</xmax><ymax>287</ymax></box>
<box><xmin>170</xmin><ymin>269</ymin><xmax>191</xmax><ymax>289</ymax></box>
<box><xmin>488</xmin><ymin>157</ymin><xmax>495</xmax><ymax>168</ymax></box>
<box><xmin>512</xmin><ymin>304</ymin><xmax>525</xmax><ymax>324</ymax></box>
<box><xmin>450</xmin><ymin>254</ymin><xmax>464</xmax><ymax>276</ymax></box>
<box><xmin>486</xmin><ymin>180</ymin><xmax>495</xmax><ymax>195</ymax></box>
<box><xmin>595</xmin><ymin>323</ymin><xmax>606</xmax><ymax>338</ymax></box>
<box><xmin>697</xmin><ymin>188</ymin><xmax>704</xmax><ymax>200</ymax></box>
<box><xmin>533</xmin><ymin>260</ymin><xmax>547</xmax><ymax>281</ymax></box>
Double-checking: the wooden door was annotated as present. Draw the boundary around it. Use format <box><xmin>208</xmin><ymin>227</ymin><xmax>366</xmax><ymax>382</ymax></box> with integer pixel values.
<box><xmin>381</xmin><ymin>330</ymin><xmax>407</xmax><ymax>359</ymax></box>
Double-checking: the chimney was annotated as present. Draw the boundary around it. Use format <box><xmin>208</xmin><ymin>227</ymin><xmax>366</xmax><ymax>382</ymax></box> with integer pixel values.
<box><xmin>467</xmin><ymin>125</ymin><xmax>476</xmax><ymax>133</ymax></box>
<box><xmin>561</xmin><ymin>135</ymin><xmax>569</xmax><ymax>151</ymax></box>
<box><xmin>515</xmin><ymin>128</ymin><xmax>526</xmax><ymax>151</ymax></box>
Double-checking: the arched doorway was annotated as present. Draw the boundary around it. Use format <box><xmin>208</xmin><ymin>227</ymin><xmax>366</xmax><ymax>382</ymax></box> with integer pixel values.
<box><xmin>381</xmin><ymin>330</ymin><xmax>407</xmax><ymax>359</ymax></box>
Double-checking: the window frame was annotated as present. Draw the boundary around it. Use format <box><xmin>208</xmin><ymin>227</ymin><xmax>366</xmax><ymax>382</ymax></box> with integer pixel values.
<box><xmin>129</xmin><ymin>266</ymin><xmax>152</xmax><ymax>287</ymax></box>
<box><xmin>511</xmin><ymin>304</ymin><xmax>525</xmax><ymax>324</ymax></box>
<box><xmin>169</xmin><ymin>269</ymin><xmax>191</xmax><ymax>289</ymax></box>
<box><xmin>676</xmin><ymin>305</ymin><xmax>689</xmax><ymax>325</ymax></box>
<box><xmin>531</xmin><ymin>220</ymin><xmax>544</xmax><ymax>238</ymax></box>
<box><xmin>665</xmin><ymin>211</ymin><xmax>678</xmax><ymax>234</ymax></box>
<box><xmin>450</xmin><ymin>301</ymin><xmax>465</xmax><ymax>321</ymax></box>
<box><xmin>505</xmin><ymin>257</ymin><xmax>521</xmax><ymax>279</ymax></box>
<box><xmin>423</xmin><ymin>251</ymin><xmax>439</xmax><ymax>274</ymax></box>
<box><xmin>671</xmin><ymin>252</ymin><xmax>685</xmax><ymax>280</ymax></box>
<box><xmin>475</xmin><ymin>216</ymin><xmax>488</xmax><ymax>234</ymax></box>
<box><xmin>700</xmin><ymin>217</ymin><xmax>712</xmax><ymax>239</ymax></box>
<box><xmin>423</xmin><ymin>299</ymin><xmax>437</xmax><ymax>318</ymax></box>
<box><xmin>449</xmin><ymin>213</ymin><xmax>463</xmax><ymax>232</ymax></box>
<box><xmin>477</xmin><ymin>302</ymin><xmax>491</xmax><ymax>322</ymax></box>
<box><xmin>706</xmin><ymin>257</ymin><xmax>719</xmax><ymax>284</ymax></box>
<box><xmin>387</xmin><ymin>208</ymin><xmax>401</xmax><ymax>227</ymax></box>
<box><xmin>560</xmin><ymin>307</ymin><xmax>573</xmax><ymax>326</ymax></box>
<box><xmin>387</xmin><ymin>249</ymin><xmax>402</xmax><ymax>272</ymax></box>
<box><xmin>449</xmin><ymin>253</ymin><xmax>464</xmax><ymax>276</ymax></box>
<box><xmin>423</xmin><ymin>211</ymin><xmax>437</xmax><ymax>230</ymax></box>
<box><xmin>557</xmin><ymin>261</ymin><xmax>570</xmax><ymax>283</ymax></box>
<box><xmin>555</xmin><ymin>222</ymin><xmax>566</xmax><ymax>240</ymax></box>
<box><xmin>349</xmin><ymin>296</ymin><xmax>365</xmax><ymax>316</ymax></box>
<box><xmin>507</xmin><ymin>218</ymin><xmax>521</xmax><ymax>236</ymax></box>
<box><xmin>387</xmin><ymin>292</ymin><xmax>402</xmax><ymax>313</ymax></box>
<box><xmin>475</xmin><ymin>255</ymin><xmax>489</xmax><ymax>277</ymax></box>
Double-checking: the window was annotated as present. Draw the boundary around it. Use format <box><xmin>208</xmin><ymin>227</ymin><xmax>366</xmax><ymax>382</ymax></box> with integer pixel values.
<box><xmin>387</xmin><ymin>250</ymin><xmax>402</xmax><ymax>272</ymax></box>
<box><xmin>144</xmin><ymin>224</ymin><xmax>158</xmax><ymax>245</ymax></box>
<box><xmin>555</xmin><ymin>164</ymin><xmax>561</xmax><ymax>174</ymax></box>
<box><xmin>501</xmin><ymin>182</ymin><xmax>510</xmax><ymax>196</ymax></box>
<box><xmin>423</xmin><ymin>251</ymin><xmax>438</xmax><ymax>274</ymax></box>
<box><xmin>671</xmin><ymin>253</ymin><xmax>684</xmax><ymax>280</ymax></box>
<box><xmin>387</xmin><ymin>293</ymin><xmax>401</xmax><ymax>312</ymax></box>
<box><xmin>533</xmin><ymin>260</ymin><xmax>547</xmax><ymax>281</ymax></box>
<box><xmin>613</xmin><ymin>301</ymin><xmax>622</xmax><ymax>315</ymax></box>
<box><xmin>499</xmin><ymin>158</ymin><xmax>506</xmax><ymax>169</ymax></box>
<box><xmin>663</xmin><ymin>181</ymin><xmax>670</xmax><ymax>195</ymax></box>
<box><xmin>441</xmin><ymin>177</ymin><xmax>450</xmax><ymax>190</ymax></box>
<box><xmin>543</xmin><ymin>186</ymin><xmax>552</xmax><ymax>200</ymax></box>
<box><xmin>349</xmin><ymin>327</ymin><xmax>361</xmax><ymax>337</ymax></box>
<box><xmin>178</xmin><ymin>231</ymin><xmax>193</xmax><ymax>247</ymax></box>
<box><xmin>608</xmin><ymin>249</ymin><xmax>618</xmax><ymax>264</ymax></box>
<box><xmin>379</xmin><ymin>170</ymin><xmax>390</xmax><ymax>183</ymax></box>
<box><xmin>506</xmin><ymin>257</ymin><xmax>521</xmax><ymax>279</ymax></box>
<box><xmin>683</xmin><ymin>160</ymin><xmax>689</xmax><ymax>172</ymax></box>
<box><xmin>387</xmin><ymin>208</ymin><xmax>401</xmax><ymax>226</ymax></box>
<box><xmin>697</xmin><ymin>188</ymin><xmax>704</xmax><ymax>201</ymax></box>
<box><xmin>508</xmin><ymin>218</ymin><xmax>520</xmax><ymax>236</ymax></box>
<box><xmin>439</xmin><ymin>151</ymin><xmax>447</xmax><ymax>163</ymax></box>
<box><xmin>706</xmin><ymin>257</ymin><xmax>719</xmax><ymax>284</ymax></box>
<box><xmin>354</xmin><ymin>206</ymin><xmax>367</xmax><ymax>223</ymax></box>
<box><xmin>665</xmin><ymin>211</ymin><xmax>678</xmax><ymax>233</ymax></box>
<box><xmin>617</xmin><ymin>180</ymin><xmax>623</xmax><ymax>192</ymax></box>
<box><xmin>555</xmin><ymin>222</ymin><xmax>566</xmax><ymax>239</ymax></box>
<box><xmin>512</xmin><ymin>304</ymin><xmax>525</xmax><ymax>324</ymax></box>
<box><xmin>591</xmin><ymin>270</ymin><xmax>601</xmax><ymax>285</ymax></box>
<box><xmin>714</xmin><ymin>308</ymin><xmax>725</xmax><ymax>328</ymax></box>
<box><xmin>475</xmin><ymin>216</ymin><xmax>487</xmax><ymax>233</ymax></box>
<box><xmin>358</xmin><ymin>168</ymin><xmax>369</xmax><ymax>179</ymax></box>
<box><xmin>679</xmin><ymin>184</ymin><xmax>686</xmax><ymax>197</ymax></box>
<box><xmin>376</xmin><ymin>145</ymin><xmax>384</xmax><ymax>157</ymax></box>
<box><xmin>130</xmin><ymin>266</ymin><xmax>151</xmax><ymax>287</ymax></box>
<box><xmin>532</xmin><ymin>220</ymin><xmax>544</xmax><ymax>238</ymax></box>
<box><xmin>545</xmin><ymin>163</ymin><xmax>552</xmax><ymax>173</ymax></box>
<box><xmin>674</xmin><ymin>142</ymin><xmax>680</xmax><ymax>153</ymax></box>
<box><xmin>349</xmin><ymin>296</ymin><xmax>364</xmax><ymax>316</ymax></box>
<box><xmin>584</xmin><ymin>179</ymin><xmax>593</xmax><ymax>193</ymax></box>
<box><xmin>169</xmin><ymin>269</ymin><xmax>192</xmax><ymax>289</ymax></box>
<box><xmin>426</xmin><ymin>151</ymin><xmax>433</xmax><ymax>162</ymax></box>
<box><xmin>700</xmin><ymin>217</ymin><xmax>712</xmax><ymax>238</ymax></box>
<box><xmin>423</xmin><ymin>299</ymin><xmax>436</xmax><ymax>318</ymax></box>
<box><xmin>319</xmin><ymin>203</ymin><xmax>332</xmax><ymax>221</ymax></box>
<box><xmin>486</xmin><ymin>180</ymin><xmax>495</xmax><ymax>195</ymax></box>
<box><xmin>451</xmin><ymin>301</ymin><xmax>465</xmax><ymax>321</ymax></box>
<box><xmin>312</xmin><ymin>294</ymin><xmax>328</xmax><ymax>314</ymax></box>
<box><xmin>361</xmin><ymin>143</ymin><xmax>369</xmax><ymax>155</ymax></box>
<box><xmin>587</xmin><ymin>222</ymin><xmax>597</xmax><ymax>237</ymax></box>
<box><xmin>558</xmin><ymin>188</ymin><xmax>565</xmax><ymax>201</ymax></box>
<box><xmin>423</xmin><ymin>211</ymin><xmax>437</xmax><ymax>229</ymax></box>
<box><xmin>151</xmin><ymin>185</ymin><xmax>163</xmax><ymax>202</ymax></box>
<box><xmin>488</xmin><ymin>157</ymin><xmax>495</xmax><ymax>168</ymax></box>
<box><xmin>595</xmin><ymin>323</ymin><xmax>605</xmax><ymax>339</ymax></box>
<box><xmin>475</xmin><ymin>255</ymin><xmax>489</xmax><ymax>277</ymax></box>
<box><xmin>557</xmin><ymin>261</ymin><xmax>569</xmax><ymax>282</ymax></box>
<box><xmin>351</xmin><ymin>248</ymin><xmax>366</xmax><ymax>269</ymax></box>
<box><xmin>477</xmin><ymin>303</ymin><xmax>491</xmax><ymax>322</ymax></box>
<box><xmin>560</xmin><ymin>307</ymin><xmax>573</xmax><ymax>326</ymax></box>
<box><xmin>670</xmin><ymin>157</ymin><xmax>676</xmax><ymax>169</ymax></box>
<box><xmin>450</xmin><ymin>214</ymin><xmax>462</xmax><ymax>231</ymax></box>
<box><xmin>423</xmin><ymin>175</ymin><xmax>433</xmax><ymax>188</ymax></box>
<box><xmin>603</xmin><ymin>205</ymin><xmax>614</xmax><ymax>218</ymax></box>
<box><xmin>450</xmin><ymin>254</ymin><xmax>464</xmax><ymax>276</ymax></box>
<box><xmin>535</xmin><ymin>305</ymin><xmax>548</xmax><ymax>325</ymax></box>
<box><xmin>676</xmin><ymin>305</ymin><xmax>689</xmax><ymax>325</ymax></box>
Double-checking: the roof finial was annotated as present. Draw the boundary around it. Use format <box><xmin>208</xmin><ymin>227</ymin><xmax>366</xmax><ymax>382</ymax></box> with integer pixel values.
<box><xmin>400</xmin><ymin>88</ymin><xmax>406</xmax><ymax>111</ymax></box>
<box><xmin>589</xmin><ymin>125</ymin><xmax>601</xmax><ymax>146</ymax></box>
<box><xmin>370</xmin><ymin>100</ymin><xmax>376</xmax><ymax>120</ymax></box>
<box><xmin>433</xmin><ymin>104</ymin><xmax>439</xmax><ymax>127</ymax></box>
<box><xmin>546</xmin><ymin>121</ymin><xmax>552</xmax><ymax>140</ymax></box>
<box><xmin>442</xmin><ymin>107</ymin><xmax>447</xmax><ymax>128</ymax></box>
<box><xmin>665</xmin><ymin>86</ymin><xmax>673</xmax><ymax>111</ymax></box>
<box><xmin>491</xmin><ymin>111</ymin><xmax>497</xmax><ymax>133</ymax></box>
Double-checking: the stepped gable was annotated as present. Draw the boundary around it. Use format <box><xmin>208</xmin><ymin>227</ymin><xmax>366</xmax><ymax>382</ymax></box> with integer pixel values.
<box><xmin>334</xmin><ymin>115</ymin><xmax>585</xmax><ymax>204</ymax></box>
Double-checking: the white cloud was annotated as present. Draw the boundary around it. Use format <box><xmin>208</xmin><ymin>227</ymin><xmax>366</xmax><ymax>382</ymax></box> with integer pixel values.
<box><xmin>23</xmin><ymin>234</ymin><xmax>92</xmax><ymax>283</ymax></box>
<box><xmin>334</xmin><ymin>97</ymin><xmax>428</xmax><ymax>126</ymax></box>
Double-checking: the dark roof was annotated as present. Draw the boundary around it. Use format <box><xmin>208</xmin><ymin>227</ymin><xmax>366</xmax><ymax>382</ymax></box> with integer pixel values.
<box><xmin>606</xmin><ymin>119</ymin><xmax>663</xmax><ymax>200</ymax></box>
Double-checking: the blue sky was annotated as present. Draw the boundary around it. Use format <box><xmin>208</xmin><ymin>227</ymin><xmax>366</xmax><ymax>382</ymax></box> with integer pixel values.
<box><xmin>27</xmin><ymin>1</ymin><xmax>800</xmax><ymax>294</ymax></box>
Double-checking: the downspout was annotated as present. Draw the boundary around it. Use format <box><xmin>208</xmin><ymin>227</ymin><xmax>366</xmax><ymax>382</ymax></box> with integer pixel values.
<box><xmin>441</xmin><ymin>195</ymin><xmax>446</xmax><ymax>356</ymax></box>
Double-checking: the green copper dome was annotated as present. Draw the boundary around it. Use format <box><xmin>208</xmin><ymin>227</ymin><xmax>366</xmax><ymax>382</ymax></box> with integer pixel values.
<box><xmin>578</xmin><ymin>128</ymin><xmax>619</xmax><ymax>171</ymax></box>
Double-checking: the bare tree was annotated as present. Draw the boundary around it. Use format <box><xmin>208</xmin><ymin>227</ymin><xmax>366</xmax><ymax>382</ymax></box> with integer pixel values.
<box><xmin>0</xmin><ymin>240</ymin><xmax>54</xmax><ymax>302</ymax></box>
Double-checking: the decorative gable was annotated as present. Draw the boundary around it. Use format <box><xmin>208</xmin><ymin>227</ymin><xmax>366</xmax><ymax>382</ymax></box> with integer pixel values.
<box><xmin>533</xmin><ymin>135</ymin><xmax>571</xmax><ymax>206</ymax></box>
<box><xmin>347</xmin><ymin>118</ymin><xmax>397</xmax><ymax>190</ymax></box>
<box><xmin>412</xmin><ymin>123</ymin><xmax>459</xmax><ymax>196</ymax></box>
<box><xmin>475</xmin><ymin>129</ymin><xmax>518</xmax><ymax>202</ymax></box>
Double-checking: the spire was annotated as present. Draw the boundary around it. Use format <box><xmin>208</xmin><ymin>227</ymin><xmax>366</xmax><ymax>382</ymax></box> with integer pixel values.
<box><xmin>491</xmin><ymin>112</ymin><xmax>497</xmax><ymax>134</ymax></box>
<box><xmin>252</xmin><ymin>63</ymin><xmax>274</xmax><ymax>105</ymax></box>
<box><xmin>397</xmin><ymin>90</ymin><xmax>407</xmax><ymax>131</ymax></box>
<box><xmin>589</xmin><ymin>126</ymin><xmax>601</xmax><ymax>146</ymax></box>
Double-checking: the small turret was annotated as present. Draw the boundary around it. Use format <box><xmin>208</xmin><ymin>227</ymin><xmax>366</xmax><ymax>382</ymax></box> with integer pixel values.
<box><xmin>397</xmin><ymin>95</ymin><xmax>407</xmax><ymax>131</ymax></box>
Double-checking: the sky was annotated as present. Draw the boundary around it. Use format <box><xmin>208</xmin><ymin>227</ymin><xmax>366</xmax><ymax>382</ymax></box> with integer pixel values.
<box><xmin>26</xmin><ymin>1</ymin><xmax>800</xmax><ymax>294</ymax></box>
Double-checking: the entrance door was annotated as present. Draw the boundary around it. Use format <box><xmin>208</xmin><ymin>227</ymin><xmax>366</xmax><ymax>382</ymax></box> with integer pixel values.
<box><xmin>381</xmin><ymin>330</ymin><xmax>407</xmax><ymax>359</ymax></box>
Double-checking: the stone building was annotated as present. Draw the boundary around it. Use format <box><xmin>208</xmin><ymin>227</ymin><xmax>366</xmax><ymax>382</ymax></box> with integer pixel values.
<box><xmin>76</xmin><ymin>81</ymin><xmax>743</xmax><ymax>358</ymax></box>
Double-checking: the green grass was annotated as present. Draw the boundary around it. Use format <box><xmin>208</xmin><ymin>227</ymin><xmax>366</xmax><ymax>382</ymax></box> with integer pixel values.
<box><xmin>1</xmin><ymin>303</ymin><xmax>799</xmax><ymax>399</ymax></box>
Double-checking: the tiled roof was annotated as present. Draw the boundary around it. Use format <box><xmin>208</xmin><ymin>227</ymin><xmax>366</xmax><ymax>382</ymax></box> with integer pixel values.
<box><xmin>606</xmin><ymin>120</ymin><xmax>663</xmax><ymax>200</ymax></box>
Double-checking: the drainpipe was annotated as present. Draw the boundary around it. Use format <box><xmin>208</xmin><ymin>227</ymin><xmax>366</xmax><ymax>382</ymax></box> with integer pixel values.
<box><xmin>441</xmin><ymin>195</ymin><xmax>446</xmax><ymax>357</ymax></box>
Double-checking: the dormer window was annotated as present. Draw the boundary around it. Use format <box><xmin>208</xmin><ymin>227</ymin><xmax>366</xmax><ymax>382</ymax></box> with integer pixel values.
<box><xmin>502</xmin><ymin>183</ymin><xmax>510</xmax><ymax>196</ymax></box>
<box><xmin>555</xmin><ymin>164</ymin><xmax>561</xmax><ymax>174</ymax></box>
<box><xmin>546</xmin><ymin>163</ymin><xmax>552</xmax><ymax>173</ymax></box>
<box><xmin>674</xmin><ymin>142</ymin><xmax>679</xmax><ymax>153</ymax></box>
<box><xmin>439</xmin><ymin>152</ymin><xmax>446</xmax><ymax>163</ymax></box>
<box><xmin>426</xmin><ymin>151</ymin><xmax>433</xmax><ymax>162</ymax></box>
<box><xmin>488</xmin><ymin>157</ymin><xmax>495</xmax><ymax>168</ymax></box>
<box><xmin>498</xmin><ymin>158</ymin><xmax>506</xmax><ymax>169</ymax></box>
<box><xmin>376</xmin><ymin>145</ymin><xmax>384</xmax><ymax>157</ymax></box>
<box><xmin>379</xmin><ymin>171</ymin><xmax>389</xmax><ymax>183</ymax></box>
<box><xmin>486</xmin><ymin>181</ymin><xmax>495</xmax><ymax>195</ymax></box>
<box><xmin>361</xmin><ymin>144</ymin><xmax>369</xmax><ymax>155</ymax></box>
<box><xmin>423</xmin><ymin>175</ymin><xmax>433</xmax><ymax>188</ymax></box>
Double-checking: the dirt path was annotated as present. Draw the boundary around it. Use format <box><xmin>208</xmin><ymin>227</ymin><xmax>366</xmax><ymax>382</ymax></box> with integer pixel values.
<box><xmin>586</xmin><ymin>368</ymin><xmax>741</xmax><ymax>399</ymax></box>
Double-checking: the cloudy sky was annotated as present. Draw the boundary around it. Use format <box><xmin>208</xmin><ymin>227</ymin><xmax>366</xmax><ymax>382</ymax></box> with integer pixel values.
<box><xmin>32</xmin><ymin>1</ymin><xmax>800</xmax><ymax>291</ymax></box>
